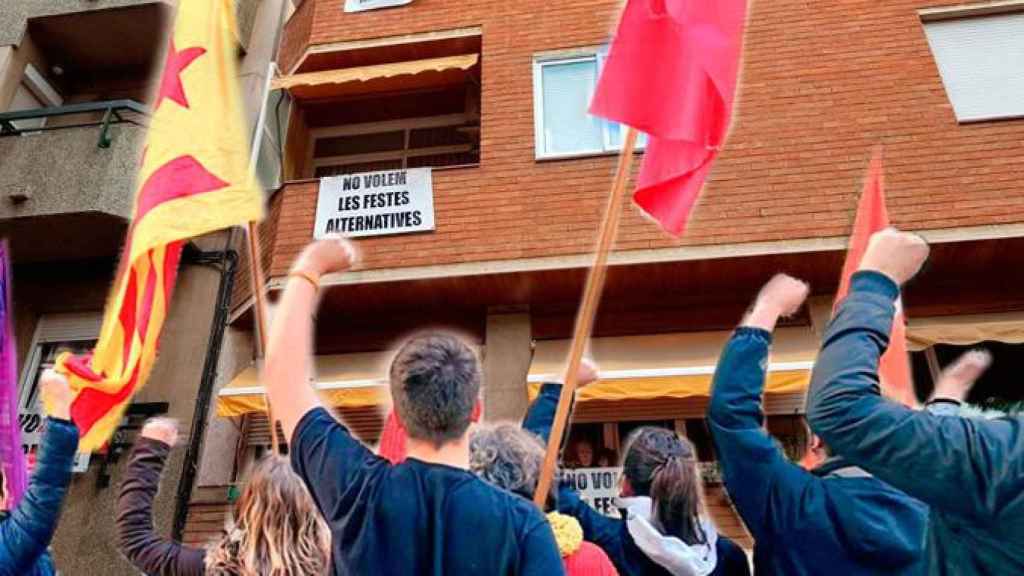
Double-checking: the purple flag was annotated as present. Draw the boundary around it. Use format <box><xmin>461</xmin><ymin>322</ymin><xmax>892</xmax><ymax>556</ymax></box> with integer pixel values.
<box><xmin>0</xmin><ymin>240</ymin><xmax>26</xmax><ymax>505</ymax></box>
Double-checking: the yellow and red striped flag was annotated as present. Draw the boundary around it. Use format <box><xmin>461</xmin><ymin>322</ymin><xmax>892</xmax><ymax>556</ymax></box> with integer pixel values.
<box><xmin>54</xmin><ymin>0</ymin><xmax>263</xmax><ymax>451</ymax></box>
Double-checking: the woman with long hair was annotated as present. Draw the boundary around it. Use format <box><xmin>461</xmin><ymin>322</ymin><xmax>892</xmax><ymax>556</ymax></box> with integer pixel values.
<box><xmin>524</xmin><ymin>362</ymin><xmax>750</xmax><ymax>576</ymax></box>
<box><xmin>116</xmin><ymin>418</ymin><xmax>330</xmax><ymax>576</ymax></box>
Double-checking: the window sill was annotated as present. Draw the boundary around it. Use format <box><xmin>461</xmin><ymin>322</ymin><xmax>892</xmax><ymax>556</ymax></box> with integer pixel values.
<box><xmin>534</xmin><ymin>149</ymin><xmax>645</xmax><ymax>163</ymax></box>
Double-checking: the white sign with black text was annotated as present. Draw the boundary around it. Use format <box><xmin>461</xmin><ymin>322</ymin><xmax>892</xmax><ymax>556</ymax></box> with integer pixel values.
<box><xmin>344</xmin><ymin>0</ymin><xmax>413</xmax><ymax>13</ymax></box>
<box><xmin>315</xmin><ymin>168</ymin><xmax>435</xmax><ymax>239</ymax></box>
<box><xmin>560</xmin><ymin>467</ymin><xmax>622</xmax><ymax>517</ymax></box>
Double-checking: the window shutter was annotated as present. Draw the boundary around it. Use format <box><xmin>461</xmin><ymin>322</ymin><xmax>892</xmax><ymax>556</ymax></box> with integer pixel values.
<box><xmin>924</xmin><ymin>13</ymin><xmax>1024</xmax><ymax>122</ymax></box>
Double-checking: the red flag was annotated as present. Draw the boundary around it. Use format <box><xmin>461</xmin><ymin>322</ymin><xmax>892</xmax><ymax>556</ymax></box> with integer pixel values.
<box><xmin>590</xmin><ymin>0</ymin><xmax>749</xmax><ymax>236</ymax></box>
<box><xmin>378</xmin><ymin>410</ymin><xmax>407</xmax><ymax>464</ymax></box>
<box><xmin>834</xmin><ymin>149</ymin><xmax>917</xmax><ymax>407</ymax></box>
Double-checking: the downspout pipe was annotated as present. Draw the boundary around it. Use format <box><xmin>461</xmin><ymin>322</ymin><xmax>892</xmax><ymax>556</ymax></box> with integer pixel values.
<box><xmin>171</xmin><ymin>242</ymin><xmax>239</xmax><ymax>541</ymax></box>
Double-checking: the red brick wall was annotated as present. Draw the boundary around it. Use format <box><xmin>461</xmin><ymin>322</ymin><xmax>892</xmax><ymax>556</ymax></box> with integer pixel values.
<box><xmin>269</xmin><ymin>0</ymin><xmax>1024</xmax><ymax>276</ymax></box>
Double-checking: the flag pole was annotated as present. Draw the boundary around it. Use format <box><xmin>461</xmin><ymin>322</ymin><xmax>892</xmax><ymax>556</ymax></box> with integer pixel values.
<box><xmin>245</xmin><ymin>57</ymin><xmax>285</xmax><ymax>454</ymax></box>
<box><xmin>533</xmin><ymin>128</ymin><xmax>638</xmax><ymax>507</ymax></box>
<box><xmin>244</xmin><ymin>222</ymin><xmax>280</xmax><ymax>453</ymax></box>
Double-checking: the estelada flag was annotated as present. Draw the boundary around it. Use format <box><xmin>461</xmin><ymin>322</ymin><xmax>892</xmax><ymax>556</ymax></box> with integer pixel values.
<box><xmin>54</xmin><ymin>0</ymin><xmax>263</xmax><ymax>451</ymax></box>
<box><xmin>590</xmin><ymin>0</ymin><xmax>749</xmax><ymax>236</ymax></box>
<box><xmin>833</xmin><ymin>148</ymin><xmax>916</xmax><ymax>407</ymax></box>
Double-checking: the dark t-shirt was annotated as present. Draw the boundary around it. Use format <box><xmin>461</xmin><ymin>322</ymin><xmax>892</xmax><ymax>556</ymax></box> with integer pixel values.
<box><xmin>291</xmin><ymin>407</ymin><xmax>566</xmax><ymax>576</ymax></box>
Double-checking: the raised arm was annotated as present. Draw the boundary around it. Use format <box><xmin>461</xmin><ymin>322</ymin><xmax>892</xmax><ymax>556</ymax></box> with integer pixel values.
<box><xmin>707</xmin><ymin>274</ymin><xmax>817</xmax><ymax>539</ymax></box>
<box><xmin>807</xmin><ymin>229</ymin><xmax>1024</xmax><ymax>522</ymax></box>
<box><xmin>116</xmin><ymin>418</ymin><xmax>205</xmax><ymax>576</ymax></box>
<box><xmin>263</xmin><ymin>236</ymin><xmax>358</xmax><ymax>441</ymax></box>
<box><xmin>0</xmin><ymin>371</ymin><xmax>78</xmax><ymax>576</ymax></box>
<box><xmin>521</xmin><ymin>364</ymin><xmax>626</xmax><ymax>559</ymax></box>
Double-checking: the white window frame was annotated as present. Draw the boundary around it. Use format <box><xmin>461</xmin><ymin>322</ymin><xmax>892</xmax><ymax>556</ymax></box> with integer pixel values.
<box><xmin>308</xmin><ymin>113</ymin><xmax>476</xmax><ymax>177</ymax></box>
<box><xmin>532</xmin><ymin>47</ymin><xmax>646</xmax><ymax>161</ymax></box>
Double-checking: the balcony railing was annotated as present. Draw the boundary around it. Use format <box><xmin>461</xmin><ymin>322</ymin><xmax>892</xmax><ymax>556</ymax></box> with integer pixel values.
<box><xmin>0</xmin><ymin>99</ymin><xmax>149</xmax><ymax>148</ymax></box>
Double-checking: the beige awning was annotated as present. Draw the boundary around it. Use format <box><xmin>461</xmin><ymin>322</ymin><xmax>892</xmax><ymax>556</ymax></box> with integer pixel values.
<box><xmin>527</xmin><ymin>327</ymin><xmax>819</xmax><ymax>402</ymax></box>
<box><xmin>273</xmin><ymin>54</ymin><xmax>480</xmax><ymax>100</ymax></box>
<box><xmin>906</xmin><ymin>312</ymin><xmax>1024</xmax><ymax>351</ymax></box>
<box><xmin>216</xmin><ymin>351</ymin><xmax>394</xmax><ymax>417</ymax></box>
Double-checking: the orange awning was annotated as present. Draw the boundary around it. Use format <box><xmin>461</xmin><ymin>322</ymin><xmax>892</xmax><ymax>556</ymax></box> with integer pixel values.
<box><xmin>216</xmin><ymin>351</ymin><xmax>392</xmax><ymax>417</ymax></box>
<box><xmin>273</xmin><ymin>54</ymin><xmax>479</xmax><ymax>100</ymax></box>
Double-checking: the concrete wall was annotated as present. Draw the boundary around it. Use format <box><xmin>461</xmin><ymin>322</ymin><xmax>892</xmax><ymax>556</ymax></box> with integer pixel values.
<box><xmin>482</xmin><ymin>311</ymin><xmax>532</xmax><ymax>422</ymax></box>
<box><xmin>0</xmin><ymin>1</ymin><xmax>173</xmax><ymax>46</ymax></box>
<box><xmin>0</xmin><ymin>123</ymin><xmax>142</xmax><ymax>220</ymax></box>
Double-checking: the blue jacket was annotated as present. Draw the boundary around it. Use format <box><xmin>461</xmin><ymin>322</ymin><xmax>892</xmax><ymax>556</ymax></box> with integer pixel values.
<box><xmin>707</xmin><ymin>326</ymin><xmax>928</xmax><ymax>575</ymax></box>
<box><xmin>807</xmin><ymin>271</ymin><xmax>1024</xmax><ymax>575</ymax></box>
<box><xmin>0</xmin><ymin>417</ymin><xmax>78</xmax><ymax>576</ymax></box>
<box><xmin>525</xmin><ymin>384</ymin><xmax>751</xmax><ymax>576</ymax></box>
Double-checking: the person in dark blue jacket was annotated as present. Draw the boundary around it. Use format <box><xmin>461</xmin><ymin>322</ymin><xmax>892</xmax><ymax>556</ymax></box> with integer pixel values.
<box><xmin>524</xmin><ymin>364</ymin><xmax>750</xmax><ymax>576</ymax></box>
<box><xmin>0</xmin><ymin>369</ymin><xmax>79</xmax><ymax>576</ymax></box>
<box><xmin>807</xmin><ymin>228</ymin><xmax>1024</xmax><ymax>575</ymax></box>
<box><xmin>707</xmin><ymin>273</ymin><xmax>929</xmax><ymax>575</ymax></box>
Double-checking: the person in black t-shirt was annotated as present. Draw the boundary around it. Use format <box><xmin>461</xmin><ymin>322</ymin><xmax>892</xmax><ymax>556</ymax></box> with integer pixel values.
<box><xmin>263</xmin><ymin>236</ymin><xmax>564</xmax><ymax>576</ymax></box>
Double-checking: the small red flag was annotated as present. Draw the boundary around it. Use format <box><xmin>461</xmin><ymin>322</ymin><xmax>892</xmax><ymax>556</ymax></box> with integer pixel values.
<box><xmin>834</xmin><ymin>149</ymin><xmax>917</xmax><ymax>407</ymax></box>
<box><xmin>590</xmin><ymin>0</ymin><xmax>749</xmax><ymax>236</ymax></box>
<box><xmin>378</xmin><ymin>410</ymin><xmax>407</xmax><ymax>464</ymax></box>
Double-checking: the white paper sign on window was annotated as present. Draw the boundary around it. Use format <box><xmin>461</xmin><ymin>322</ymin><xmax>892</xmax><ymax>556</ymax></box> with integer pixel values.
<box><xmin>315</xmin><ymin>168</ymin><xmax>435</xmax><ymax>239</ymax></box>
<box><xmin>559</xmin><ymin>467</ymin><xmax>622</xmax><ymax>517</ymax></box>
<box><xmin>344</xmin><ymin>0</ymin><xmax>413</xmax><ymax>13</ymax></box>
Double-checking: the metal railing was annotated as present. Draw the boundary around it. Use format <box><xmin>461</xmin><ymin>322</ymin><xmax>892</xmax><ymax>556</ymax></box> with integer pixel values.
<box><xmin>0</xmin><ymin>99</ymin><xmax>149</xmax><ymax>148</ymax></box>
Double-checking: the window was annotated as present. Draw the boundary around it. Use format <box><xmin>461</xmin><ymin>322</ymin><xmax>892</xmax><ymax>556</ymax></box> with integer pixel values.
<box><xmin>922</xmin><ymin>10</ymin><xmax>1024</xmax><ymax>122</ymax></box>
<box><xmin>533</xmin><ymin>50</ymin><xmax>647</xmax><ymax>159</ymax></box>
<box><xmin>310</xmin><ymin>114</ymin><xmax>479</xmax><ymax>178</ymax></box>
<box><xmin>19</xmin><ymin>313</ymin><xmax>100</xmax><ymax>473</ymax></box>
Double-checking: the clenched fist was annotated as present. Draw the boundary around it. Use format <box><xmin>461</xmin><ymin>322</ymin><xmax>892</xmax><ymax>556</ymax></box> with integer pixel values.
<box><xmin>292</xmin><ymin>235</ymin><xmax>359</xmax><ymax>279</ymax></box>
<box><xmin>858</xmin><ymin>228</ymin><xmax>929</xmax><ymax>286</ymax></box>
<box><xmin>141</xmin><ymin>417</ymin><xmax>180</xmax><ymax>448</ymax></box>
<box><xmin>756</xmin><ymin>274</ymin><xmax>810</xmax><ymax>318</ymax></box>
<box><xmin>39</xmin><ymin>369</ymin><xmax>73</xmax><ymax>421</ymax></box>
<box><xmin>931</xmin><ymin>349</ymin><xmax>991</xmax><ymax>403</ymax></box>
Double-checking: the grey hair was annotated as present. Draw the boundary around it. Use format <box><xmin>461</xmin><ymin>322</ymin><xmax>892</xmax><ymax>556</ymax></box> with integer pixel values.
<box><xmin>469</xmin><ymin>424</ymin><xmax>549</xmax><ymax>501</ymax></box>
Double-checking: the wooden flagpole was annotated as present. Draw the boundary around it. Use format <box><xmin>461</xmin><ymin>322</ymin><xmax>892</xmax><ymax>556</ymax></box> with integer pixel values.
<box><xmin>245</xmin><ymin>222</ymin><xmax>280</xmax><ymax>453</ymax></box>
<box><xmin>533</xmin><ymin>128</ymin><xmax>638</xmax><ymax>507</ymax></box>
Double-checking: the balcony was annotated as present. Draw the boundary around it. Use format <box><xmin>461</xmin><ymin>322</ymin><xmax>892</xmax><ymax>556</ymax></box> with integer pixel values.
<box><xmin>0</xmin><ymin>101</ymin><xmax>148</xmax><ymax>262</ymax></box>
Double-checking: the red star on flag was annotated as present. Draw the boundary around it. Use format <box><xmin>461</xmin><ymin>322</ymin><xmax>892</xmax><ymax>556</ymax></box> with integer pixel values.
<box><xmin>155</xmin><ymin>40</ymin><xmax>206</xmax><ymax>110</ymax></box>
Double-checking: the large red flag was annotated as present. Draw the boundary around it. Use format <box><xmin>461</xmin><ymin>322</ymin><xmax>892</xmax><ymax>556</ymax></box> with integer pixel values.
<box><xmin>590</xmin><ymin>0</ymin><xmax>749</xmax><ymax>236</ymax></box>
<box><xmin>834</xmin><ymin>149</ymin><xmax>916</xmax><ymax>407</ymax></box>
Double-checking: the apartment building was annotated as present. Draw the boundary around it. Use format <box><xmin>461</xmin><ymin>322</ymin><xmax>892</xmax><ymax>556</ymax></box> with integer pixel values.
<box><xmin>0</xmin><ymin>1</ymin><xmax>287</xmax><ymax>573</ymax></box>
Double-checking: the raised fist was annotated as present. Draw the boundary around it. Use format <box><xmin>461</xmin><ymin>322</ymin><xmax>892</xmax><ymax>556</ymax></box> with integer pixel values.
<box><xmin>39</xmin><ymin>369</ymin><xmax>72</xmax><ymax>421</ymax></box>
<box><xmin>576</xmin><ymin>358</ymin><xmax>600</xmax><ymax>388</ymax></box>
<box><xmin>858</xmin><ymin>228</ymin><xmax>929</xmax><ymax>286</ymax></box>
<box><xmin>141</xmin><ymin>417</ymin><xmax>180</xmax><ymax>448</ymax></box>
<box><xmin>292</xmin><ymin>235</ymin><xmax>359</xmax><ymax>278</ymax></box>
<box><xmin>931</xmin><ymin>349</ymin><xmax>991</xmax><ymax>403</ymax></box>
<box><xmin>756</xmin><ymin>274</ymin><xmax>810</xmax><ymax>318</ymax></box>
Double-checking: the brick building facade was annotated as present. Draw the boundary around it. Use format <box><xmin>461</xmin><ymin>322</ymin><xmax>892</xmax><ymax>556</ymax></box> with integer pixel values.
<box><xmin>195</xmin><ymin>0</ymin><xmax>1024</xmax><ymax>555</ymax></box>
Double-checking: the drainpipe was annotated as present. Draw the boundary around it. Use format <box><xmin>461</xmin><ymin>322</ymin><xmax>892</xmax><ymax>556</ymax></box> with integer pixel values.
<box><xmin>171</xmin><ymin>239</ymin><xmax>239</xmax><ymax>541</ymax></box>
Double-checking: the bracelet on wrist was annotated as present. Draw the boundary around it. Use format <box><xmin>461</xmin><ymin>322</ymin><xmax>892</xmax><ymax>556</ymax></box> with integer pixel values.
<box><xmin>289</xmin><ymin>269</ymin><xmax>321</xmax><ymax>291</ymax></box>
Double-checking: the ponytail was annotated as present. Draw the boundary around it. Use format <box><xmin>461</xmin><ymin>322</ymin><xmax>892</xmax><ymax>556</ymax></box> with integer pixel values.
<box><xmin>650</xmin><ymin>455</ymin><xmax>707</xmax><ymax>545</ymax></box>
<box><xmin>623</xmin><ymin>427</ymin><xmax>708</xmax><ymax>546</ymax></box>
